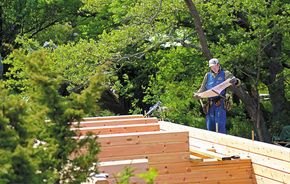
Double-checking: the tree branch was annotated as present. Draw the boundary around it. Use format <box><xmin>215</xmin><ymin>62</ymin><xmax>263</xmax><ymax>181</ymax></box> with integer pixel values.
<box><xmin>28</xmin><ymin>20</ymin><xmax>58</xmax><ymax>38</ymax></box>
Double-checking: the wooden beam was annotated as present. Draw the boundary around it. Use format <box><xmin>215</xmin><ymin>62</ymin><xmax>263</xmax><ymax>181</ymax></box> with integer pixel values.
<box><xmin>72</xmin><ymin>123</ymin><xmax>160</xmax><ymax>135</ymax></box>
<box><xmin>81</xmin><ymin>114</ymin><xmax>144</xmax><ymax>121</ymax></box>
<box><xmin>190</xmin><ymin>146</ymin><xmax>231</xmax><ymax>161</ymax></box>
<box><xmin>98</xmin><ymin>141</ymin><xmax>189</xmax><ymax>158</ymax></box>
<box><xmin>254</xmin><ymin>175</ymin><xmax>283</xmax><ymax>184</ymax></box>
<box><xmin>154</xmin><ymin>168</ymin><xmax>253</xmax><ymax>184</ymax></box>
<box><xmin>153</xmin><ymin>159</ymin><xmax>252</xmax><ymax>175</ymax></box>
<box><xmin>99</xmin><ymin>152</ymin><xmax>190</xmax><ymax>165</ymax></box>
<box><xmin>189</xmin><ymin>155</ymin><xmax>203</xmax><ymax>162</ymax></box>
<box><xmin>97</xmin><ymin>159</ymin><xmax>149</xmax><ymax>177</ymax></box>
<box><xmin>72</xmin><ymin>117</ymin><xmax>158</xmax><ymax>128</ymax></box>
<box><xmin>97</xmin><ymin>131</ymin><xmax>189</xmax><ymax>147</ymax></box>
<box><xmin>252</xmin><ymin>163</ymin><xmax>290</xmax><ymax>183</ymax></box>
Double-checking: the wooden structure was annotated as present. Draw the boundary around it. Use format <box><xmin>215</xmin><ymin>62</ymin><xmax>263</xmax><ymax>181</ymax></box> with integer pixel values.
<box><xmin>75</xmin><ymin>115</ymin><xmax>290</xmax><ymax>184</ymax></box>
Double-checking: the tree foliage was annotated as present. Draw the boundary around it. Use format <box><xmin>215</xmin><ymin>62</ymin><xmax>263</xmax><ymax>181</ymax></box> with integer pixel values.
<box><xmin>1</xmin><ymin>46</ymin><xmax>108</xmax><ymax>182</ymax></box>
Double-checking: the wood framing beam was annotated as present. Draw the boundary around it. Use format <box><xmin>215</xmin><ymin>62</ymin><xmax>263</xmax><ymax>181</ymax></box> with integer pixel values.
<box><xmin>97</xmin><ymin>131</ymin><xmax>189</xmax><ymax>147</ymax></box>
<box><xmin>97</xmin><ymin>159</ymin><xmax>149</xmax><ymax>177</ymax></box>
<box><xmin>72</xmin><ymin>117</ymin><xmax>158</xmax><ymax>128</ymax></box>
<box><xmin>72</xmin><ymin>123</ymin><xmax>160</xmax><ymax>135</ymax></box>
<box><xmin>81</xmin><ymin>114</ymin><xmax>144</xmax><ymax>121</ymax></box>
<box><xmin>190</xmin><ymin>146</ymin><xmax>231</xmax><ymax>161</ymax></box>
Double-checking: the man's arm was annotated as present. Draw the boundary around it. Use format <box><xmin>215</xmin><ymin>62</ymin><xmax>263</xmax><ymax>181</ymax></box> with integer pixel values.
<box><xmin>225</xmin><ymin>71</ymin><xmax>241</xmax><ymax>86</ymax></box>
<box><xmin>193</xmin><ymin>73</ymin><xmax>208</xmax><ymax>100</ymax></box>
<box><xmin>197</xmin><ymin>73</ymin><xmax>208</xmax><ymax>93</ymax></box>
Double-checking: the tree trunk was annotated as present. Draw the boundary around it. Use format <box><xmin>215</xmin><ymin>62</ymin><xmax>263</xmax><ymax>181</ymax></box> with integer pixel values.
<box><xmin>229</xmin><ymin>85</ymin><xmax>272</xmax><ymax>143</ymax></box>
<box><xmin>184</xmin><ymin>0</ymin><xmax>212</xmax><ymax>60</ymax></box>
<box><xmin>263</xmin><ymin>33</ymin><xmax>289</xmax><ymax>126</ymax></box>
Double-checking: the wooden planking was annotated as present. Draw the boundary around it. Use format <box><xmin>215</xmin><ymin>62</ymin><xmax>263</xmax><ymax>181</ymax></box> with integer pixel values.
<box><xmin>254</xmin><ymin>175</ymin><xmax>283</xmax><ymax>184</ymax></box>
<box><xmin>252</xmin><ymin>163</ymin><xmax>290</xmax><ymax>183</ymax></box>
<box><xmin>153</xmin><ymin>159</ymin><xmax>252</xmax><ymax>175</ymax></box>
<box><xmin>159</xmin><ymin>121</ymin><xmax>290</xmax><ymax>184</ymax></box>
<box><xmin>97</xmin><ymin>131</ymin><xmax>189</xmax><ymax>147</ymax></box>
<box><xmin>190</xmin><ymin>155</ymin><xmax>203</xmax><ymax>162</ymax></box>
<box><xmin>197</xmin><ymin>179</ymin><xmax>254</xmax><ymax>184</ymax></box>
<box><xmin>190</xmin><ymin>152</ymin><xmax>213</xmax><ymax>159</ymax></box>
<box><xmin>188</xmin><ymin>159</ymin><xmax>252</xmax><ymax>168</ymax></box>
<box><xmin>97</xmin><ymin>159</ymin><xmax>149</xmax><ymax>178</ymax></box>
<box><xmin>72</xmin><ymin>123</ymin><xmax>160</xmax><ymax>135</ymax></box>
<box><xmin>98</xmin><ymin>142</ymin><xmax>189</xmax><ymax>158</ymax></box>
<box><xmin>199</xmin><ymin>140</ymin><xmax>290</xmax><ymax>174</ymax></box>
<box><xmin>159</xmin><ymin>122</ymin><xmax>290</xmax><ymax>166</ymax></box>
<box><xmin>99</xmin><ymin>152</ymin><xmax>190</xmax><ymax>165</ymax></box>
<box><xmin>190</xmin><ymin>146</ymin><xmax>231</xmax><ymax>160</ymax></box>
<box><xmin>81</xmin><ymin>114</ymin><xmax>144</xmax><ymax>121</ymax></box>
<box><xmin>159</xmin><ymin>121</ymin><xmax>290</xmax><ymax>162</ymax></box>
<box><xmin>73</xmin><ymin>117</ymin><xmax>158</xmax><ymax>128</ymax></box>
<box><xmin>154</xmin><ymin>168</ymin><xmax>253</xmax><ymax>184</ymax></box>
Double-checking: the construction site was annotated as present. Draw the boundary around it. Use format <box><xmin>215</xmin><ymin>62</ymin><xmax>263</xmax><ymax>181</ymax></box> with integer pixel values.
<box><xmin>74</xmin><ymin>114</ymin><xmax>290</xmax><ymax>184</ymax></box>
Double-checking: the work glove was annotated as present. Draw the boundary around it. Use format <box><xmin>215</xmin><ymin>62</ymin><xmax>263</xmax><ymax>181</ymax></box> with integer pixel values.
<box><xmin>229</xmin><ymin>78</ymin><xmax>237</xmax><ymax>84</ymax></box>
<box><xmin>193</xmin><ymin>94</ymin><xmax>200</xmax><ymax>100</ymax></box>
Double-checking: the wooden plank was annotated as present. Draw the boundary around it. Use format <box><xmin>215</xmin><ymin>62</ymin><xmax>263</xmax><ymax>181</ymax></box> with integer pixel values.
<box><xmin>254</xmin><ymin>175</ymin><xmax>283</xmax><ymax>184</ymax></box>
<box><xmin>97</xmin><ymin>159</ymin><xmax>149</xmax><ymax>178</ymax></box>
<box><xmin>188</xmin><ymin>158</ymin><xmax>252</xmax><ymax>167</ymax></box>
<box><xmin>72</xmin><ymin>123</ymin><xmax>160</xmax><ymax>135</ymax></box>
<box><xmin>252</xmin><ymin>163</ymin><xmax>290</xmax><ymax>183</ymax></box>
<box><xmin>199</xmin><ymin>179</ymin><xmax>254</xmax><ymax>184</ymax></box>
<box><xmin>189</xmin><ymin>155</ymin><xmax>203</xmax><ymax>162</ymax></box>
<box><xmin>97</xmin><ymin>131</ymin><xmax>189</xmax><ymax>147</ymax></box>
<box><xmin>81</xmin><ymin>114</ymin><xmax>144</xmax><ymax>121</ymax></box>
<box><xmin>73</xmin><ymin>117</ymin><xmax>158</xmax><ymax>128</ymax></box>
<box><xmin>99</xmin><ymin>152</ymin><xmax>190</xmax><ymax>165</ymax></box>
<box><xmin>153</xmin><ymin>160</ymin><xmax>252</xmax><ymax>175</ymax></box>
<box><xmin>190</xmin><ymin>146</ymin><xmax>231</xmax><ymax>161</ymax></box>
<box><xmin>98</xmin><ymin>142</ymin><xmax>189</xmax><ymax>158</ymax></box>
<box><xmin>154</xmin><ymin>168</ymin><xmax>253</xmax><ymax>183</ymax></box>
<box><xmin>190</xmin><ymin>152</ymin><xmax>213</xmax><ymax>159</ymax></box>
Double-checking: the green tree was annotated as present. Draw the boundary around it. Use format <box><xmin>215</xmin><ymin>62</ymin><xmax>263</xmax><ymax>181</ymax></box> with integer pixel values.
<box><xmin>0</xmin><ymin>47</ymin><xmax>108</xmax><ymax>183</ymax></box>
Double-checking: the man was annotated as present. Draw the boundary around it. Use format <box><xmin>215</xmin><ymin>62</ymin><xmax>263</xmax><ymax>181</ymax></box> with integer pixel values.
<box><xmin>193</xmin><ymin>58</ymin><xmax>241</xmax><ymax>133</ymax></box>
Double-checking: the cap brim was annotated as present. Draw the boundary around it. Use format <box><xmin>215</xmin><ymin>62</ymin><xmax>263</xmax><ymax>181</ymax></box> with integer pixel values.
<box><xmin>209</xmin><ymin>64</ymin><xmax>217</xmax><ymax>67</ymax></box>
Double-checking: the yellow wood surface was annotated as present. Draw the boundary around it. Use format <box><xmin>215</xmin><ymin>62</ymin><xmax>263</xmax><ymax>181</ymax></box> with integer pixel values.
<box><xmin>252</xmin><ymin>163</ymin><xmax>290</xmax><ymax>183</ymax></box>
<box><xmin>254</xmin><ymin>175</ymin><xmax>283</xmax><ymax>184</ymax></box>
<box><xmin>189</xmin><ymin>155</ymin><xmax>203</xmax><ymax>162</ymax></box>
<box><xmin>190</xmin><ymin>146</ymin><xmax>231</xmax><ymax>160</ymax></box>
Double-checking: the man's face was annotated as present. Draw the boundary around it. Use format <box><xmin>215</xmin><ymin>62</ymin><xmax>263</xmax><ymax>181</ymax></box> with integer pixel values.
<box><xmin>210</xmin><ymin>64</ymin><xmax>220</xmax><ymax>73</ymax></box>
